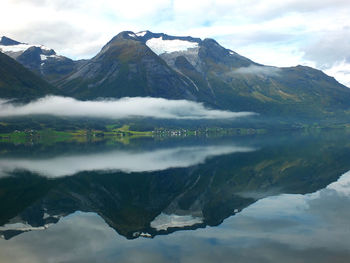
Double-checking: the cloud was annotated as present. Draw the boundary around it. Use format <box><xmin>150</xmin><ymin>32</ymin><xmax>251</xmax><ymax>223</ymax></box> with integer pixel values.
<box><xmin>11</xmin><ymin>0</ymin><xmax>83</xmax><ymax>10</ymax></box>
<box><xmin>301</xmin><ymin>28</ymin><xmax>350</xmax><ymax>68</ymax></box>
<box><xmin>0</xmin><ymin>96</ymin><xmax>255</xmax><ymax>119</ymax></box>
<box><xmin>233</xmin><ymin>65</ymin><xmax>281</xmax><ymax>76</ymax></box>
<box><xmin>219</xmin><ymin>31</ymin><xmax>295</xmax><ymax>47</ymax></box>
<box><xmin>0</xmin><ymin>144</ymin><xmax>254</xmax><ymax>178</ymax></box>
<box><xmin>10</xmin><ymin>21</ymin><xmax>103</xmax><ymax>59</ymax></box>
<box><xmin>0</xmin><ymin>98</ymin><xmax>12</xmax><ymax>104</ymax></box>
<box><xmin>324</xmin><ymin>61</ymin><xmax>350</xmax><ymax>87</ymax></box>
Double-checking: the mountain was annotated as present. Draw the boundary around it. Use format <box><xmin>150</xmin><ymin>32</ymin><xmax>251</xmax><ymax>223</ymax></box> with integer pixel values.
<box><xmin>0</xmin><ymin>36</ymin><xmax>75</xmax><ymax>82</ymax></box>
<box><xmin>57</xmin><ymin>31</ymin><xmax>200</xmax><ymax>100</ymax></box>
<box><xmin>0</xmin><ymin>51</ymin><xmax>61</xmax><ymax>100</ymax></box>
<box><xmin>54</xmin><ymin>30</ymin><xmax>350</xmax><ymax>120</ymax></box>
<box><xmin>2</xmin><ymin>31</ymin><xmax>350</xmax><ymax>121</ymax></box>
<box><xmin>58</xmin><ymin>31</ymin><xmax>254</xmax><ymax>104</ymax></box>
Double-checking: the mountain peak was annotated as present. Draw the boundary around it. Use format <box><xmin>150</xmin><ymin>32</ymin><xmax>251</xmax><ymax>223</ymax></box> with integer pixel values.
<box><xmin>0</xmin><ymin>36</ymin><xmax>21</xmax><ymax>46</ymax></box>
<box><xmin>203</xmin><ymin>38</ymin><xmax>219</xmax><ymax>45</ymax></box>
<box><xmin>103</xmin><ymin>31</ymin><xmax>139</xmax><ymax>45</ymax></box>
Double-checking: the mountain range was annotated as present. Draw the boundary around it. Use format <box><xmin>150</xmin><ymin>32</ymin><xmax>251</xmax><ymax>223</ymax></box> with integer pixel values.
<box><xmin>1</xmin><ymin>31</ymin><xmax>350</xmax><ymax>121</ymax></box>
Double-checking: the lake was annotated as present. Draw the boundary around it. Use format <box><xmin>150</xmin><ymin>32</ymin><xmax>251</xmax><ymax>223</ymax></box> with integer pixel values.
<box><xmin>1</xmin><ymin>130</ymin><xmax>350</xmax><ymax>262</ymax></box>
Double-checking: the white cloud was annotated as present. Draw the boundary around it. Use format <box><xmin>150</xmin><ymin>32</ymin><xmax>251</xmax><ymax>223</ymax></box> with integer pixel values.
<box><xmin>324</xmin><ymin>61</ymin><xmax>350</xmax><ymax>87</ymax></box>
<box><xmin>0</xmin><ymin>96</ymin><xmax>255</xmax><ymax>119</ymax></box>
<box><xmin>233</xmin><ymin>65</ymin><xmax>281</xmax><ymax>76</ymax></box>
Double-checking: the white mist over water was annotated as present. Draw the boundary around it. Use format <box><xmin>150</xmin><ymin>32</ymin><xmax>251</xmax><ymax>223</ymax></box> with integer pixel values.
<box><xmin>0</xmin><ymin>144</ymin><xmax>255</xmax><ymax>178</ymax></box>
<box><xmin>0</xmin><ymin>96</ymin><xmax>255</xmax><ymax>120</ymax></box>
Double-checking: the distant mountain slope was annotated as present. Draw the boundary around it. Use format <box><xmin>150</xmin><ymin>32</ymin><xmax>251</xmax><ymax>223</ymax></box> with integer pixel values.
<box><xmin>3</xmin><ymin>32</ymin><xmax>350</xmax><ymax>120</ymax></box>
<box><xmin>56</xmin><ymin>31</ymin><xmax>350</xmax><ymax>119</ymax></box>
<box><xmin>140</xmin><ymin>31</ymin><xmax>350</xmax><ymax>117</ymax></box>
<box><xmin>0</xmin><ymin>36</ymin><xmax>76</xmax><ymax>82</ymax></box>
<box><xmin>0</xmin><ymin>51</ymin><xmax>61</xmax><ymax>100</ymax></box>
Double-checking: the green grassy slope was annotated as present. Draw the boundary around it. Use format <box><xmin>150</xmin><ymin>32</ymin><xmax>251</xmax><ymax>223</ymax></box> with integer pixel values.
<box><xmin>0</xmin><ymin>52</ymin><xmax>61</xmax><ymax>100</ymax></box>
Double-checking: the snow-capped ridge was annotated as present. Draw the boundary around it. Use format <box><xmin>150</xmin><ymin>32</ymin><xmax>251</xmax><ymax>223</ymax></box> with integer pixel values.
<box><xmin>128</xmin><ymin>33</ymin><xmax>137</xmax><ymax>38</ymax></box>
<box><xmin>0</xmin><ymin>43</ymin><xmax>52</xmax><ymax>55</ymax></box>
<box><xmin>40</xmin><ymin>54</ymin><xmax>61</xmax><ymax>61</ymax></box>
<box><xmin>146</xmin><ymin>36</ymin><xmax>199</xmax><ymax>55</ymax></box>
<box><xmin>0</xmin><ymin>36</ymin><xmax>56</xmax><ymax>59</ymax></box>
<box><xmin>136</xmin><ymin>31</ymin><xmax>147</xmax><ymax>37</ymax></box>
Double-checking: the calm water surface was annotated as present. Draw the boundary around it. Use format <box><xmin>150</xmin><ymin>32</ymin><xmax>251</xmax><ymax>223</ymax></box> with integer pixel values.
<box><xmin>1</xmin><ymin>130</ymin><xmax>350</xmax><ymax>262</ymax></box>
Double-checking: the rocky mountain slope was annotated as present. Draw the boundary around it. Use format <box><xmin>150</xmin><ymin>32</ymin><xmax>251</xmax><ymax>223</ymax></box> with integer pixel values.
<box><xmin>58</xmin><ymin>31</ymin><xmax>350</xmax><ymax>119</ymax></box>
<box><xmin>0</xmin><ymin>51</ymin><xmax>61</xmax><ymax>100</ymax></box>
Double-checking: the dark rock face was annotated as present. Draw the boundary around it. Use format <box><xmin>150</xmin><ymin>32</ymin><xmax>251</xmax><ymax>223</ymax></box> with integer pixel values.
<box><xmin>16</xmin><ymin>47</ymin><xmax>76</xmax><ymax>82</ymax></box>
<box><xmin>17</xmin><ymin>46</ymin><xmax>45</xmax><ymax>72</ymax></box>
<box><xmin>0</xmin><ymin>36</ymin><xmax>21</xmax><ymax>46</ymax></box>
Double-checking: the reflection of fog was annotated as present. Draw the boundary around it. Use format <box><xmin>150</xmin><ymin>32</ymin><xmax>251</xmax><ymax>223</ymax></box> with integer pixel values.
<box><xmin>1</xmin><ymin>171</ymin><xmax>350</xmax><ymax>263</ymax></box>
<box><xmin>0</xmin><ymin>145</ymin><xmax>254</xmax><ymax>178</ymax></box>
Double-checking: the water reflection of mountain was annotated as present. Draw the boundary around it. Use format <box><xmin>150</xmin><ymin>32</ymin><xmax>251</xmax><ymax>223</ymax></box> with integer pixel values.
<box><xmin>1</xmin><ymin>130</ymin><xmax>350</xmax><ymax>240</ymax></box>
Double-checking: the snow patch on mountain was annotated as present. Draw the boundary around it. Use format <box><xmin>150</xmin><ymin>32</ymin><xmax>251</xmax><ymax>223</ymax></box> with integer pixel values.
<box><xmin>128</xmin><ymin>33</ymin><xmax>137</xmax><ymax>38</ymax></box>
<box><xmin>136</xmin><ymin>31</ymin><xmax>147</xmax><ymax>37</ymax></box>
<box><xmin>150</xmin><ymin>213</ymin><xmax>203</xmax><ymax>231</ymax></box>
<box><xmin>0</xmin><ymin>41</ymin><xmax>52</xmax><ymax>57</ymax></box>
<box><xmin>40</xmin><ymin>54</ymin><xmax>60</xmax><ymax>61</ymax></box>
<box><xmin>146</xmin><ymin>37</ymin><xmax>199</xmax><ymax>55</ymax></box>
<box><xmin>0</xmin><ymin>43</ymin><xmax>33</xmax><ymax>53</ymax></box>
<box><xmin>40</xmin><ymin>45</ymin><xmax>51</xmax><ymax>51</ymax></box>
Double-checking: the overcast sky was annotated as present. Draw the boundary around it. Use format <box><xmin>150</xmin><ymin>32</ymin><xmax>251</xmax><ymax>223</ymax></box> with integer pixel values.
<box><xmin>1</xmin><ymin>0</ymin><xmax>350</xmax><ymax>86</ymax></box>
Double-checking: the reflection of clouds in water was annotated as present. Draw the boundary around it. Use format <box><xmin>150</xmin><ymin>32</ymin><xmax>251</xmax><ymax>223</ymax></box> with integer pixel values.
<box><xmin>326</xmin><ymin>171</ymin><xmax>350</xmax><ymax>195</ymax></box>
<box><xmin>210</xmin><ymin>170</ymin><xmax>350</xmax><ymax>251</ymax></box>
<box><xmin>0</xmin><ymin>212</ymin><xmax>119</xmax><ymax>263</ymax></box>
<box><xmin>0</xmin><ymin>96</ymin><xmax>255</xmax><ymax>120</ymax></box>
<box><xmin>0</xmin><ymin>145</ymin><xmax>254</xmax><ymax>178</ymax></box>
<box><xmin>1</xmin><ymin>172</ymin><xmax>350</xmax><ymax>262</ymax></box>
